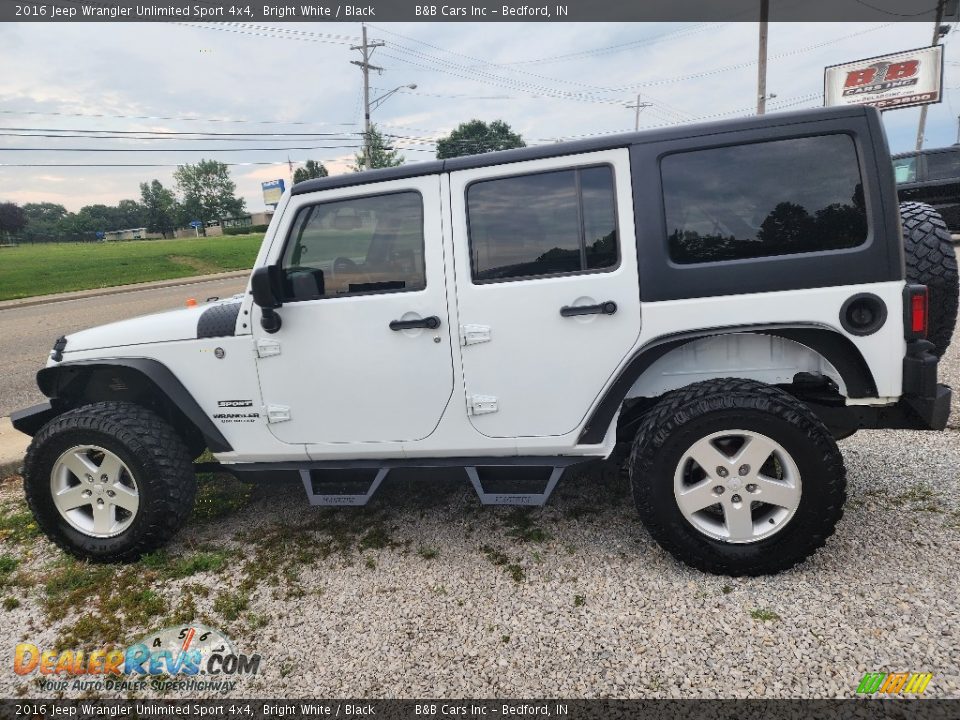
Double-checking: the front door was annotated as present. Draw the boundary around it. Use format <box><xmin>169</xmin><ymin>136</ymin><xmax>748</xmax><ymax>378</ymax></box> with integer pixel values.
<box><xmin>450</xmin><ymin>149</ymin><xmax>642</xmax><ymax>439</ymax></box>
<box><xmin>254</xmin><ymin>176</ymin><xmax>454</xmax><ymax>445</ymax></box>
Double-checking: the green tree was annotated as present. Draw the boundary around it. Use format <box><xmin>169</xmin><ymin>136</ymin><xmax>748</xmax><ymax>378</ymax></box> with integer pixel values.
<box><xmin>353</xmin><ymin>126</ymin><xmax>404</xmax><ymax>171</ymax></box>
<box><xmin>435</xmin><ymin>119</ymin><xmax>526</xmax><ymax>159</ymax></box>
<box><xmin>21</xmin><ymin>202</ymin><xmax>69</xmax><ymax>241</ymax></box>
<box><xmin>116</xmin><ymin>199</ymin><xmax>147</xmax><ymax>229</ymax></box>
<box><xmin>140</xmin><ymin>180</ymin><xmax>178</xmax><ymax>237</ymax></box>
<box><xmin>0</xmin><ymin>202</ymin><xmax>26</xmax><ymax>240</ymax></box>
<box><xmin>293</xmin><ymin>159</ymin><xmax>329</xmax><ymax>184</ymax></box>
<box><xmin>70</xmin><ymin>204</ymin><xmax>120</xmax><ymax>233</ymax></box>
<box><xmin>173</xmin><ymin>159</ymin><xmax>245</xmax><ymax>228</ymax></box>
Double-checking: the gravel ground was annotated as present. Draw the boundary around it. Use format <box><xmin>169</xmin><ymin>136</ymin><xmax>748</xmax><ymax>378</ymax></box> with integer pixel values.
<box><xmin>0</xmin><ymin>331</ymin><xmax>957</xmax><ymax>700</ymax></box>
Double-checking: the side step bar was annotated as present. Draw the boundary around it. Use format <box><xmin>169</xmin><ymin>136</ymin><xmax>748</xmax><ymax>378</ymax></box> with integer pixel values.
<box><xmin>289</xmin><ymin>457</ymin><xmax>597</xmax><ymax>507</ymax></box>
<box><xmin>301</xmin><ymin>468</ymin><xmax>389</xmax><ymax>507</ymax></box>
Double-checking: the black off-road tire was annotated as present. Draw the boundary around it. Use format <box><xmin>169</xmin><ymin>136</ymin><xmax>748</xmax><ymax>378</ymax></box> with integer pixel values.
<box><xmin>900</xmin><ymin>201</ymin><xmax>959</xmax><ymax>358</ymax></box>
<box><xmin>629</xmin><ymin>379</ymin><xmax>846</xmax><ymax>576</ymax></box>
<box><xmin>23</xmin><ymin>401</ymin><xmax>197</xmax><ymax>562</ymax></box>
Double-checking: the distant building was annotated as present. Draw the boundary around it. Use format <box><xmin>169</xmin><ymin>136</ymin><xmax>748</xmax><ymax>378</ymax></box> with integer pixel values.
<box><xmin>102</xmin><ymin>227</ymin><xmax>166</xmax><ymax>241</ymax></box>
<box><xmin>221</xmin><ymin>210</ymin><xmax>275</xmax><ymax>229</ymax></box>
<box><xmin>194</xmin><ymin>211</ymin><xmax>275</xmax><ymax>237</ymax></box>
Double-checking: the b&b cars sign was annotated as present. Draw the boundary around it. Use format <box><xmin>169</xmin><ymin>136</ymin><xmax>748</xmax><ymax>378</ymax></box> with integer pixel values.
<box><xmin>824</xmin><ymin>46</ymin><xmax>943</xmax><ymax>111</ymax></box>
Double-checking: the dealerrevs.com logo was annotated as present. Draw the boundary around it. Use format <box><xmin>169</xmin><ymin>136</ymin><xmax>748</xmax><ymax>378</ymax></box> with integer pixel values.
<box><xmin>14</xmin><ymin>624</ymin><xmax>261</xmax><ymax>694</ymax></box>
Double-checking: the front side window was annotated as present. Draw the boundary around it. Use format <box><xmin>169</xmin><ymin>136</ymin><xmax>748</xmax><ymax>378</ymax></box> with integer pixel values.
<box><xmin>467</xmin><ymin>165</ymin><xmax>618</xmax><ymax>282</ymax></box>
<box><xmin>893</xmin><ymin>154</ymin><xmax>918</xmax><ymax>184</ymax></box>
<box><xmin>280</xmin><ymin>191</ymin><xmax>425</xmax><ymax>301</ymax></box>
<box><xmin>662</xmin><ymin>135</ymin><xmax>868</xmax><ymax>265</ymax></box>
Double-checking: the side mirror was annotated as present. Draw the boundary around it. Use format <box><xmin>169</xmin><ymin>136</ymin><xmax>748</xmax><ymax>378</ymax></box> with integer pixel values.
<box><xmin>251</xmin><ymin>266</ymin><xmax>284</xmax><ymax>333</ymax></box>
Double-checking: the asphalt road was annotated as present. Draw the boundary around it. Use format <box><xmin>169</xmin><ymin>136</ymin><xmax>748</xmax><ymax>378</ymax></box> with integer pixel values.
<box><xmin>0</xmin><ymin>276</ymin><xmax>247</xmax><ymax>417</ymax></box>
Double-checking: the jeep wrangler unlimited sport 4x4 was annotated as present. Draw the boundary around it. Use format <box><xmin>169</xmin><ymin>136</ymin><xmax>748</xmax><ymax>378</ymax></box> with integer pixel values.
<box><xmin>12</xmin><ymin>105</ymin><xmax>957</xmax><ymax>576</ymax></box>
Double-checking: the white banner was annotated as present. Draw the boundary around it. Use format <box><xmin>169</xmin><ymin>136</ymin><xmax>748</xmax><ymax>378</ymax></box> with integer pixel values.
<box><xmin>824</xmin><ymin>45</ymin><xmax>943</xmax><ymax>111</ymax></box>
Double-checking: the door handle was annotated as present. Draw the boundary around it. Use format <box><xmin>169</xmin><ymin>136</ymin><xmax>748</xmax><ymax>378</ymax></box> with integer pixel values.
<box><xmin>390</xmin><ymin>315</ymin><xmax>441</xmax><ymax>331</ymax></box>
<box><xmin>560</xmin><ymin>301</ymin><xmax>617</xmax><ymax>317</ymax></box>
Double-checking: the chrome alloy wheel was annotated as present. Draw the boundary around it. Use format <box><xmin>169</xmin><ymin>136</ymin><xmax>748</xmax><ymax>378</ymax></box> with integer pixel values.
<box><xmin>673</xmin><ymin>429</ymin><xmax>801</xmax><ymax>544</ymax></box>
<box><xmin>50</xmin><ymin>445</ymin><xmax>140</xmax><ymax>538</ymax></box>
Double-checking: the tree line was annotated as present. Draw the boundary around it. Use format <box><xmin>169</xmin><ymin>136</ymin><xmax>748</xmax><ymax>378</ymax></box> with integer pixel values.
<box><xmin>0</xmin><ymin>159</ymin><xmax>248</xmax><ymax>243</ymax></box>
<box><xmin>0</xmin><ymin>120</ymin><xmax>526</xmax><ymax>243</ymax></box>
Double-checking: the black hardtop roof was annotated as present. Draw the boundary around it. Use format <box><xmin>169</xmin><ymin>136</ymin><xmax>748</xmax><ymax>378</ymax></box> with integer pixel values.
<box><xmin>892</xmin><ymin>145</ymin><xmax>959</xmax><ymax>159</ymax></box>
<box><xmin>292</xmin><ymin>105</ymin><xmax>875</xmax><ymax>196</ymax></box>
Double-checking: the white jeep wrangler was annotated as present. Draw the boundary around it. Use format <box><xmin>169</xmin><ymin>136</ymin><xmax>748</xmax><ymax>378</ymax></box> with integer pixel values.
<box><xmin>12</xmin><ymin>105</ymin><xmax>957</xmax><ymax>575</ymax></box>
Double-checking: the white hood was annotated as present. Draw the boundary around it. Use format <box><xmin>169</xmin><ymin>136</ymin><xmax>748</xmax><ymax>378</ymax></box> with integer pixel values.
<box><xmin>60</xmin><ymin>304</ymin><xmax>211</xmax><ymax>355</ymax></box>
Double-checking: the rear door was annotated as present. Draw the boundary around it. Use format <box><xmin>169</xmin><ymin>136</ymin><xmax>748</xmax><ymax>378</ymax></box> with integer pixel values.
<box><xmin>449</xmin><ymin>149</ymin><xmax>640</xmax><ymax>439</ymax></box>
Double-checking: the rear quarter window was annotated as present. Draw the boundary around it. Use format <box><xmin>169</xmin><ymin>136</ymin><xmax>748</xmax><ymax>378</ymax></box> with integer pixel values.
<box><xmin>661</xmin><ymin>134</ymin><xmax>868</xmax><ymax>265</ymax></box>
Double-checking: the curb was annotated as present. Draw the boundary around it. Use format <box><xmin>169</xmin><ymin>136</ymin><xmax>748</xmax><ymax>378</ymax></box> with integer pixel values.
<box><xmin>0</xmin><ymin>270</ymin><xmax>250</xmax><ymax>311</ymax></box>
<box><xmin>0</xmin><ymin>418</ymin><xmax>28</xmax><ymax>479</ymax></box>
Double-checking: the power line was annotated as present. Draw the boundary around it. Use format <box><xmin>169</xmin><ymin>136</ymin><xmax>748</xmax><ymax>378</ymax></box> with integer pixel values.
<box><xmin>0</xmin><ymin>144</ymin><xmax>364</xmax><ymax>152</ymax></box>
<box><xmin>0</xmin><ymin>160</ymin><xmax>334</xmax><ymax>168</ymax></box>
<box><xmin>0</xmin><ymin>151</ymin><xmax>437</xmax><ymax>168</ymax></box>
<box><xmin>215</xmin><ymin>22</ymin><xmax>673</xmax><ymax>112</ymax></box>
<box><xmin>0</xmin><ymin>133</ymin><xmax>362</xmax><ymax>142</ymax></box>
<box><xmin>488</xmin><ymin>23</ymin><xmax>724</xmax><ymax>66</ymax></box>
<box><xmin>0</xmin><ymin>108</ymin><xmax>356</xmax><ymax>127</ymax></box>
<box><xmin>0</xmin><ymin>126</ymin><xmax>360</xmax><ymax>137</ymax></box>
<box><xmin>851</xmin><ymin>0</ymin><xmax>940</xmax><ymax>17</ymax></box>
<box><xmin>369</xmin><ymin>22</ymin><xmax>888</xmax><ymax>96</ymax></box>
<box><xmin>175</xmin><ymin>21</ymin><xmax>357</xmax><ymax>47</ymax></box>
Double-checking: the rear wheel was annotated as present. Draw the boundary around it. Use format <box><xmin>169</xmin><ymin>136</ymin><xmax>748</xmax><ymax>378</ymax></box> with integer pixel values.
<box><xmin>900</xmin><ymin>201</ymin><xmax>958</xmax><ymax>358</ymax></box>
<box><xmin>23</xmin><ymin>401</ymin><xmax>197</xmax><ymax>562</ymax></box>
<box><xmin>629</xmin><ymin>379</ymin><xmax>846</xmax><ymax>575</ymax></box>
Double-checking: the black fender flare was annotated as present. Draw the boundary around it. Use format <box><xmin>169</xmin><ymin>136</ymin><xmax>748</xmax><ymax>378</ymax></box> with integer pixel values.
<box><xmin>578</xmin><ymin>325</ymin><xmax>877</xmax><ymax>445</ymax></box>
<box><xmin>36</xmin><ymin>358</ymin><xmax>232</xmax><ymax>453</ymax></box>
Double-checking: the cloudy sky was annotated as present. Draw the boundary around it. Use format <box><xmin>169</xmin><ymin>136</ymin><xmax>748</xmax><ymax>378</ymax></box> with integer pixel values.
<box><xmin>0</xmin><ymin>20</ymin><xmax>953</xmax><ymax>214</ymax></box>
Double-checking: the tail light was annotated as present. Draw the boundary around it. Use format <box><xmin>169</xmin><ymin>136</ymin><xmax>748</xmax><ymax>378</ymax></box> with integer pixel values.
<box><xmin>904</xmin><ymin>284</ymin><xmax>928</xmax><ymax>339</ymax></box>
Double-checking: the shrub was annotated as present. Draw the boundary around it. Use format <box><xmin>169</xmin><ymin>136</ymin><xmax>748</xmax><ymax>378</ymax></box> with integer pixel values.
<box><xmin>223</xmin><ymin>224</ymin><xmax>269</xmax><ymax>236</ymax></box>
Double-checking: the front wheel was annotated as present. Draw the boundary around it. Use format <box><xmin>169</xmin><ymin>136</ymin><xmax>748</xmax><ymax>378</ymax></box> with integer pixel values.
<box><xmin>629</xmin><ymin>379</ymin><xmax>846</xmax><ymax>576</ymax></box>
<box><xmin>23</xmin><ymin>402</ymin><xmax>197</xmax><ymax>562</ymax></box>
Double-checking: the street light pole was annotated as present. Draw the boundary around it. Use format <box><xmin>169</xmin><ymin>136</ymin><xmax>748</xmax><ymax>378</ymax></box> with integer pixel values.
<box><xmin>362</xmin><ymin>83</ymin><xmax>418</xmax><ymax>166</ymax></box>
<box><xmin>757</xmin><ymin>0</ymin><xmax>769</xmax><ymax>115</ymax></box>
<box><xmin>351</xmin><ymin>24</ymin><xmax>384</xmax><ymax>171</ymax></box>
<box><xmin>915</xmin><ymin>0</ymin><xmax>946</xmax><ymax>151</ymax></box>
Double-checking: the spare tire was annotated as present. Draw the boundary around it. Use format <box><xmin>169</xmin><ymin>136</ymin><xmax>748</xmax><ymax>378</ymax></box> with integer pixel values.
<box><xmin>899</xmin><ymin>201</ymin><xmax>959</xmax><ymax>357</ymax></box>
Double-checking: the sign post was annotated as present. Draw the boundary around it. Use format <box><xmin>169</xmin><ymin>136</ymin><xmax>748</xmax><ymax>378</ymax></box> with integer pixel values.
<box><xmin>189</xmin><ymin>219</ymin><xmax>202</xmax><ymax>237</ymax></box>
<box><xmin>261</xmin><ymin>179</ymin><xmax>286</xmax><ymax>208</ymax></box>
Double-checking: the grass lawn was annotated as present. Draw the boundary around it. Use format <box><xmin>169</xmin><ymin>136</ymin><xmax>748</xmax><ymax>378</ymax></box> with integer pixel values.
<box><xmin>0</xmin><ymin>234</ymin><xmax>263</xmax><ymax>301</ymax></box>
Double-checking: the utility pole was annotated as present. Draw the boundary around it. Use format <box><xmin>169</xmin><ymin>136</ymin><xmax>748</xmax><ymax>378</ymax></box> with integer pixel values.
<box><xmin>757</xmin><ymin>0</ymin><xmax>769</xmax><ymax>115</ymax></box>
<box><xmin>916</xmin><ymin>0</ymin><xmax>946</xmax><ymax>151</ymax></box>
<box><xmin>351</xmin><ymin>23</ymin><xmax>384</xmax><ymax>171</ymax></box>
<box><xmin>626</xmin><ymin>93</ymin><xmax>652</xmax><ymax>131</ymax></box>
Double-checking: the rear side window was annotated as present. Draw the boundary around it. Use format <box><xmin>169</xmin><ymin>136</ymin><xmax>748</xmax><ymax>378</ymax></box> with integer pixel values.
<box><xmin>925</xmin><ymin>150</ymin><xmax>960</xmax><ymax>181</ymax></box>
<box><xmin>662</xmin><ymin>135</ymin><xmax>868</xmax><ymax>265</ymax></box>
<box><xmin>467</xmin><ymin>165</ymin><xmax>618</xmax><ymax>282</ymax></box>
